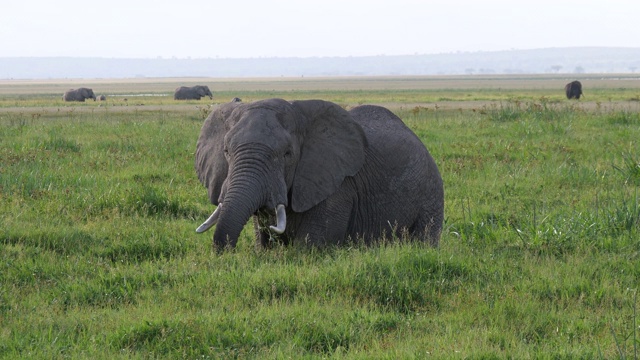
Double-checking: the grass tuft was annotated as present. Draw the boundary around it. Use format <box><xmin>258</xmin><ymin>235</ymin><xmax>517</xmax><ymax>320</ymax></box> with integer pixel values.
<box><xmin>614</xmin><ymin>153</ymin><xmax>640</xmax><ymax>185</ymax></box>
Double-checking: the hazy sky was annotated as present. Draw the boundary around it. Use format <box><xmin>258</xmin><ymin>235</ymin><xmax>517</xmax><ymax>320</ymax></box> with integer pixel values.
<box><xmin>1</xmin><ymin>0</ymin><xmax>639</xmax><ymax>58</ymax></box>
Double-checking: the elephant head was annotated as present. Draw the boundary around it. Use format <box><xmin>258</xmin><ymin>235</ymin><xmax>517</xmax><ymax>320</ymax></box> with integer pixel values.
<box><xmin>196</xmin><ymin>85</ymin><xmax>213</xmax><ymax>99</ymax></box>
<box><xmin>195</xmin><ymin>98</ymin><xmax>366</xmax><ymax>250</ymax></box>
<box><xmin>77</xmin><ymin>87</ymin><xmax>96</xmax><ymax>101</ymax></box>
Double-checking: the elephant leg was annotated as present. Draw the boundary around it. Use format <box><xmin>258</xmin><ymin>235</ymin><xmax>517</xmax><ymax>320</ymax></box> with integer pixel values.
<box><xmin>409</xmin><ymin>211</ymin><xmax>442</xmax><ymax>247</ymax></box>
<box><xmin>293</xmin><ymin>192</ymin><xmax>355</xmax><ymax>247</ymax></box>
<box><xmin>253</xmin><ymin>216</ymin><xmax>271</xmax><ymax>249</ymax></box>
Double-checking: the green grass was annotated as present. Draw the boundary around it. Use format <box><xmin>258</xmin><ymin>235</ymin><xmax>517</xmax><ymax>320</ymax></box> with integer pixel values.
<box><xmin>1</xmin><ymin>80</ymin><xmax>640</xmax><ymax>358</ymax></box>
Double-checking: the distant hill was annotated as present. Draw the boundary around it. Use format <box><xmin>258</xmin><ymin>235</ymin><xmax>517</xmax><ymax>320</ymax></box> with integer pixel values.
<box><xmin>2</xmin><ymin>47</ymin><xmax>640</xmax><ymax>79</ymax></box>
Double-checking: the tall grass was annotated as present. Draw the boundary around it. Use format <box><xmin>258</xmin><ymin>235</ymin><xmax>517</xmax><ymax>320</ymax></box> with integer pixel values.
<box><xmin>1</xmin><ymin>91</ymin><xmax>640</xmax><ymax>358</ymax></box>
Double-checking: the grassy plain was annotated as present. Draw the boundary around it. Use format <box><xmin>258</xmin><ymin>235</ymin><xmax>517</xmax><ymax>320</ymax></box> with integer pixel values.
<box><xmin>1</xmin><ymin>75</ymin><xmax>640</xmax><ymax>358</ymax></box>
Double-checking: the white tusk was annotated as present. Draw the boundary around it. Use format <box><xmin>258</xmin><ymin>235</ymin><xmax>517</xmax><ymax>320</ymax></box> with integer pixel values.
<box><xmin>196</xmin><ymin>206</ymin><xmax>221</xmax><ymax>233</ymax></box>
<box><xmin>269</xmin><ymin>204</ymin><xmax>287</xmax><ymax>234</ymax></box>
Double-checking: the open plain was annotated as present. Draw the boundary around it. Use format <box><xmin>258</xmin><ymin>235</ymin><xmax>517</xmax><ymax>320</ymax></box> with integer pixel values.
<box><xmin>2</xmin><ymin>75</ymin><xmax>640</xmax><ymax>358</ymax></box>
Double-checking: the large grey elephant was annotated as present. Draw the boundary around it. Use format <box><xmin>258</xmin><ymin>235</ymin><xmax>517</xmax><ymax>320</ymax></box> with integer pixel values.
<box><xmin>195</xmin><ymin>98</ymin><xmax>444</xmax><ymax>251</ymax></box>
<box><xmin>62</xmin><ymin>88</ymin><xmax>96</xmax><ymax>102</ymax></box>
<box><xmin>565</xmin><ymin>80</ymin><xmax>583</xmax><ymax>99</ymax></box>
<box><xmin>174</xmin><ymin>85</ymin><xmax>213</xmax><ymax>100</ymax></box>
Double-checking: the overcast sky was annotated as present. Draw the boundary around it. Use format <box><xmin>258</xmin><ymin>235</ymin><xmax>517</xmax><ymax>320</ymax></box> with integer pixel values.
<box><xmin>1</xmin><ymin>0</ymin><xmax>639</xmax><ymax>59</ymax></box>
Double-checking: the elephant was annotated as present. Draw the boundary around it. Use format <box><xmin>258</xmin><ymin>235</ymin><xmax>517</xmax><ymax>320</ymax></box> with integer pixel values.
<box><xmin>62</xmin><ymin>87</ymin><xmax>96</xmax><ymax>102</ymax></box>
<box><xmin>565</xmin><ymin>80</ymin><xmax>583</xmax><ymax>99</ymax></box>
<box><xmin>174</xmin><ymin>85</ymin><xmax>213</xmax><ymax>100</ymax></box>
<box><xmin>194</xmin><ymin>98</ymin><xmax>444</xmax><ymax>251</ymax></box>
<box><xmin>97</xmin><ymin>95</ymin><xmax>107</xmax><ymax>101</ymax></box>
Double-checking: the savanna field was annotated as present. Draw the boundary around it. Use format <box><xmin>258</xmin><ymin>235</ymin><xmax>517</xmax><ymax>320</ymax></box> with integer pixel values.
<box><xmin>1</xmin><ymin>75</ymin><xmax>640</xmax><ymax>359</ymax></box>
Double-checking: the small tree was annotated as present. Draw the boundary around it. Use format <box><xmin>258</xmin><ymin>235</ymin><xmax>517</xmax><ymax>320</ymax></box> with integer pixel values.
<box><xmin>550</xmin><ymin>65</ymin><xmax>563</xmax><ymax>73</ymax></box>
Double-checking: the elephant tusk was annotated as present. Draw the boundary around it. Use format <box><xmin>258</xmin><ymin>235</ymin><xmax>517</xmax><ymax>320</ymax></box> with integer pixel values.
<box><xmin>269</xmin><ymin>204</ymin><xmax>286</xmax><ymax>234</ymax></box>
<box><xmin>196</xmin><ymin>206</ymin><xmax>221</xmax><ymax>233</ymax></box>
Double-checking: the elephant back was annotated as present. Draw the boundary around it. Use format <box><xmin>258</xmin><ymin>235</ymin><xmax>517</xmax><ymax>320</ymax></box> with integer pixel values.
<box><xmin>348</xmin><ymin>104</ymin><xmax>440</xmax><ymax>186</ymax></box>
<box><xmin>349</xmin><ymin>105</ymin><xmax>422</xmax><ymax>154</ymax></box>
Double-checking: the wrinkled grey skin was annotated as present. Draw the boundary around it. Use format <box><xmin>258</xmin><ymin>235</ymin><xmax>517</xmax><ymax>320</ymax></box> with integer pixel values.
<box><xmin>195</xmin><ymin>98</ymin><xmax>444</xmax><ymax>251</ymax></box>
<box><xmin>174</xmin><ymin>85</ymin><xmax>213</xmax><ymax>100</ymax></box>
<box><xmin>565</xmin><ymin>80</ymin><xmax>583</xmax><ymax>99</ymax></box>
<box><xmin>63</xmin><ymin>88</ymin><xmax>96</xmax><ymax>102</ymax></box>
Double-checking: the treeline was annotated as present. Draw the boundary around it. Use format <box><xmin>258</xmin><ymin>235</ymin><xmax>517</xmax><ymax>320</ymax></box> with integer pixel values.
<box><xmin>2</xmin><ymin>47</ymin><xmax>640</xmax><ymax>79</ymax></box>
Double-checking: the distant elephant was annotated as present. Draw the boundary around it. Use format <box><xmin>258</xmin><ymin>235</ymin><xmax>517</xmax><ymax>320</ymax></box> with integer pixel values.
<box><xmin>230</xmin><ymin>97</ymin><xmax>242</xmax><ymax>102</ymax></box>
<box><xmin>565</xmin><ymin>80</ymin><xmax>583</xmax><ymax>99</ymax></box>
<box><xmin>63</xmin><ymin>88</ymin><xmax>96</xmax><ymax>102</ymax></box>
<box><xmin>174</xmin><ymin>85</ymin><xmax>213</xmax><ymax>100</ymax></box>
<box><xmin>194</xmin><ymin>98</ymin><xmax>444</xmax><ymax>251</ymax></box>
<box><xmin>97</xmin><ymin>95</ymin><xmax>107</xmax><ymax>101</ymax></box>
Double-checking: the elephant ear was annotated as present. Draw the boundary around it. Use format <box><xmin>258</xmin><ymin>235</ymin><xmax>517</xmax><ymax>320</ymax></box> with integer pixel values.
<box><xmin>195</xmin><ymin>102</ymin><xmax>240</xmax><ymax>205</ymax></box>
<box><xmin>290</xmin><ymin>100</ymin><xmax>367</xmax><ymax>213</ymax></box>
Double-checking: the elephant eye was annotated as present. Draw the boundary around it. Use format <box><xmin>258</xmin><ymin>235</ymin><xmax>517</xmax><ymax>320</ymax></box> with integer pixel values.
<box><xmin>284</xmin><ymin>150</ymin><xmax>292</xmax><ymax>157</ymax></box>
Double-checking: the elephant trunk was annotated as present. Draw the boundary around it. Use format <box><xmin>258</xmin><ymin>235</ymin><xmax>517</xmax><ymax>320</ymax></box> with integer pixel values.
<box><xmin>213</xmin><ymin>187</ymin><xmax>263</xmax><ymax>250</ymax></box>
<box><xmin>212</xmin><ymin>156</ymin><xmax>272</xmax><ymax>250</ymax></box>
